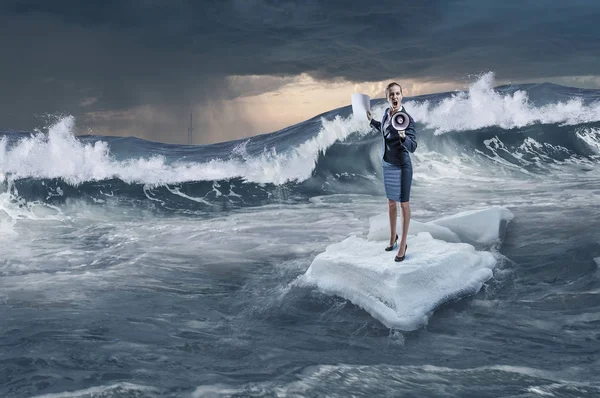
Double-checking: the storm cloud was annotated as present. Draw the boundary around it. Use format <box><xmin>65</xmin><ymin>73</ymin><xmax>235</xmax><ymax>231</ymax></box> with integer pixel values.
<box><xmin>1</xmin><ymin>0</ymin><xmax>599</xmax><ymax>143</ymax></box>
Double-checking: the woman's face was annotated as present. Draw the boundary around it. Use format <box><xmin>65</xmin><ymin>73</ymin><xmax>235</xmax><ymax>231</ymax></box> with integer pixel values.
<box><xmin>387</xmin><ymin>85</ymin><xmax>403</xmax><ymax>112</ymax></box>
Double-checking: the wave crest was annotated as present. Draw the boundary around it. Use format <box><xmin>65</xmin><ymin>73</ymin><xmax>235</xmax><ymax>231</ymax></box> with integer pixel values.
<box><xmin>407</xmin><ymin>72</ymin><xmax>600</xmax><ymax>134</ymax></box>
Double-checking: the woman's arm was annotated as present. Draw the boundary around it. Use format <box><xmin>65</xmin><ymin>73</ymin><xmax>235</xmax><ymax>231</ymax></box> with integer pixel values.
<box><xmin>370</xmin><ymin>118</ymin><xmax>382</xmax><ymax>131</ymax></box>
<box><xmin>401</xmin><ymin>114</ymin><xmax>417</xmax><ymax>153</ymax></box>
<box><xmin>367</xmin><ymin>110</ymin><xmax>381</xmax><ymax>132</ymax></box>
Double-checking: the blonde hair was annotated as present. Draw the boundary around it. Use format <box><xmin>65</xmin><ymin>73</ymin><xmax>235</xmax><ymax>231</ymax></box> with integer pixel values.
<box><xmin>385</xmin><ymin>82</ymin><xmax>403</xmax><ymax>97</ymax></box>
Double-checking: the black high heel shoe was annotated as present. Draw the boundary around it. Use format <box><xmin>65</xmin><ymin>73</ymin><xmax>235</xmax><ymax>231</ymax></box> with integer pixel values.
<box><xmin>394</xmin><ymin>244</ymin><xmax>408</xmax><ymax>262</ymax></box>
<box><xmin>385</xmin><ymin>234</ymin><xmax>398</xmax><ymax>251</ymax></box>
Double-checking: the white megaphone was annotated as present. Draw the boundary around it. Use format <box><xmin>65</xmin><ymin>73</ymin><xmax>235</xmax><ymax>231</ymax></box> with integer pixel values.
<box><xmin>391</xmin><ymin>111</ymin><xmax>410</xmax><ymax>131</ymax></box>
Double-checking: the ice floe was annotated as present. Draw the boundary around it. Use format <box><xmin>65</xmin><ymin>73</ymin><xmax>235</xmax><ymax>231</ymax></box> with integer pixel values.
<box><xmin>300</xmin><ymin>206</ymin><xmax>514</xmax><ymax>330</ymax></box>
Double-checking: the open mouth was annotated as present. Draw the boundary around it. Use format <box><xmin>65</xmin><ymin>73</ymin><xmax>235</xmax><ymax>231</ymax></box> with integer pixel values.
<box><xmin>392</xmin><ymin>100</ymin><xmax>398</xmax><ymax>107</ymax></box>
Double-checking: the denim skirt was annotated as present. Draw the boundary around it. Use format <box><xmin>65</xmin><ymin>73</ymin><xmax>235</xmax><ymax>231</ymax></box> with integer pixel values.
<box><xmin>382</xmin><ymin>161</ymin><xmax>412</xmax><ymax>202</ymax></box>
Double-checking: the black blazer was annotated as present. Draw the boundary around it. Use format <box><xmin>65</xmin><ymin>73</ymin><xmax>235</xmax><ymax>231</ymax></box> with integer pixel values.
<box><xmin>370</xmin><ymin>107</ymin><xmax>417</xmax><ymax>167</ymax></box>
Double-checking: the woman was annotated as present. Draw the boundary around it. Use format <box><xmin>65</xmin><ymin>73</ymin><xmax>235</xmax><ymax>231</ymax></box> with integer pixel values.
<box><xmin>367</xmin><ymin>82</ymin><xmax>417</xmax><ymax>262</ymax></box>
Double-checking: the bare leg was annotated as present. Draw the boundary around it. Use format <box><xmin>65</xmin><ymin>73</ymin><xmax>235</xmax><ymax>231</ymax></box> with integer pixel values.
<box><xmin>397</xmin><ymin>201</ymin><xmax>411</xmax><ymax>257</ymax></box>
<box><xmin>388</xmin><ymin>199</ymin><xmax>398</xmax><ymax>246</ymax></box>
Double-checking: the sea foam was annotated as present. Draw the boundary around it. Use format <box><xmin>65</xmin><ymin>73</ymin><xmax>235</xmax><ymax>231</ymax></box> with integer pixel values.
<box><xmin>0</xmin><ymin>114</ymin><xmax>372</xmax><ymax>186</ymax></box>
<box><xmin>403</xmin><ymin>72</ymin><xmax>600</xmax><ymax>135</ymax></box>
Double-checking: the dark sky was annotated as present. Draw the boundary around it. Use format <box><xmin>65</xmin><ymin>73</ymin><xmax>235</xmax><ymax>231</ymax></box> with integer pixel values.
<box><xmin>1</xmin><ymin>0</ymin><xmax>599</xmax><ymax>143</ymax></box>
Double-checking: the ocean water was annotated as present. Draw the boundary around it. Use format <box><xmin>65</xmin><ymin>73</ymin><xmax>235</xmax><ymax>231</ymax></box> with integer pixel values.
<box><xmin>1</xmin><ymin>73</ymin><xmax>600</xmax><ymax>397</ymax></box>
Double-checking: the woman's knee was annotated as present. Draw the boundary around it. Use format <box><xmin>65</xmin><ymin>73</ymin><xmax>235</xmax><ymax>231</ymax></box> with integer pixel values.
<box><xmin>388</xmin><ymin>199</ymin><xmax>396</xmax><ymax>209</ymax></box>
<box><xmin>400</xmin><ymin>201</ymin><xmax>410</xmax><ymax>210</ymax></box>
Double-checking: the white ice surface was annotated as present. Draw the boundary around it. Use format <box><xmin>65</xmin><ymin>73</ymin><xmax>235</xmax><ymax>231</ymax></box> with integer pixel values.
<box><xmin>367</xmin><ymin>213</ymin><xmax>461</xmax><ymax>243</ymax></box>
<box><xmin>430</xmin><ymin>206</ymin><xmax>514</xmax><ymax>244</ymax></box>
<box><xmin>302</xmin><ymin>206</ymin><xmax>514</xmax><ymax>330</ymax></box>
<box><xmin>368</xmin><ymin>205</ymin><xmax>513</xmax><ymax>245</ymax></box>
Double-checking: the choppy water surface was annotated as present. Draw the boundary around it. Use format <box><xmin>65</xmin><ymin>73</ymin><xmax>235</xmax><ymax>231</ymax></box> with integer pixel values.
<box><xmin>2</xmin><ymin>75</ymin><xmax>600</xmax><ymax>397</ymax></box>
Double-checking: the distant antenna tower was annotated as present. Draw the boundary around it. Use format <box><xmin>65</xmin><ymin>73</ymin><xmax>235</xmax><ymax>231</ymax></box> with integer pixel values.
<box><xmin>187</xmin><ymin>113</ymin><xmax>194</xmax><ymax>145</ymax></box>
